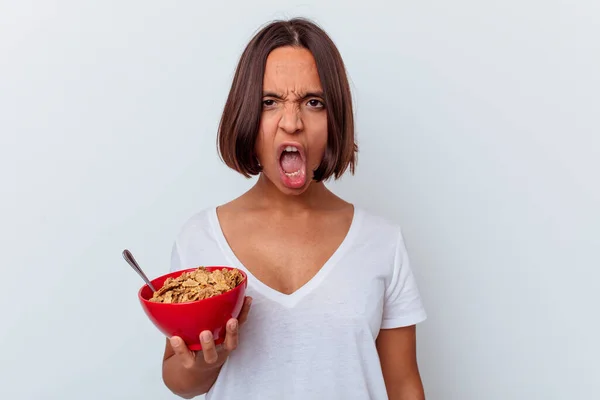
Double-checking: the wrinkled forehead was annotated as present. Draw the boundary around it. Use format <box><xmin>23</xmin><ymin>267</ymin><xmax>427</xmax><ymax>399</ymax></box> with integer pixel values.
<box><xmin>263</xmin><ymin>46</ymin><xmax>323</xmax><ymax>96</ymax></box>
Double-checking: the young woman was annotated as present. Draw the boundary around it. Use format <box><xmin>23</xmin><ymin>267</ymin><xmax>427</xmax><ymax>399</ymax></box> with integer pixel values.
<box><xmin>161</xmin><ymin>18</ymin><xmax>427</xmax><ymax>400</ymax></box>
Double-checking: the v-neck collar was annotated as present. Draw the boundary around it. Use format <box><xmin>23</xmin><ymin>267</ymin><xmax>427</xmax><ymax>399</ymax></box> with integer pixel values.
<box><xmin>209</xmin><ymin>205</ymin><xmax>363</xmax><ymax>308</ymax></box>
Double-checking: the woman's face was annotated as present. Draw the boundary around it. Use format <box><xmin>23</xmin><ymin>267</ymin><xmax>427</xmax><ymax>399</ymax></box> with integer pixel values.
<box><xmin>255</xmin><ymin>46</ymin><xmax>328</xmax><ymax>195</ymax></box>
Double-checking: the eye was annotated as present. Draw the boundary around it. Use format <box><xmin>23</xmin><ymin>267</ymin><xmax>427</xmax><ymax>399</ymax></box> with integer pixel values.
<box><xmin>307</xmin><ymin>99</ymin><xmax>325</xmax><ymax>108</ymax></box>
<box><xmin>262</xmin><ymin>99</ymin><xmax>276</xmax><ymax>107</ymax></box>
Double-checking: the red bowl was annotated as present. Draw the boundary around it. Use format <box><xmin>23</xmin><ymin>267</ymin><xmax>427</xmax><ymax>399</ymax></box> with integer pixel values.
<box><xmin>138</xmin><ymin>266</ymin><xmax>248</xmax><ymax>351</ymax></box>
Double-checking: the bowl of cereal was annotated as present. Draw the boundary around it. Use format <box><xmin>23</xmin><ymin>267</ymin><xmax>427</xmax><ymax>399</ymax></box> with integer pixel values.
<box><xmin>138</xmin><ymin>266</ymin><xmax>247</xmax><ymax>350</ymax></box>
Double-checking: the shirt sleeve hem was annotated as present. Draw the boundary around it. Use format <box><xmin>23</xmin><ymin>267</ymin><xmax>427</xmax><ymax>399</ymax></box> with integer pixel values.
<box><xmin>380</xmin><ymin>310</ymin><xmax>428</xmax><ymax>329</ymax></box>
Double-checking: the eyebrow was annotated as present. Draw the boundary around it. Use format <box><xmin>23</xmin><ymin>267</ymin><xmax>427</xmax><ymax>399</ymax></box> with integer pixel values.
<box><xmin>262</xmin><ymin>90</ymin><xmax>325</xmax><ymax>100</ymax></box>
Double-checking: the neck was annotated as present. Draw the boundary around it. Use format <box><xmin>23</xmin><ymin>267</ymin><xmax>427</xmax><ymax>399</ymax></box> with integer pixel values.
<box><xmin>247</xmin><ymin>173</ymin><xmax>335</xmax><ymax>212</ymax></box>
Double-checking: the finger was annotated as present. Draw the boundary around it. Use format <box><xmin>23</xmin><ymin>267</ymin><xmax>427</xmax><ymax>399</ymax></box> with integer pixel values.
<box><xmin>224</xmin><ymin>319</ymin><xmax>239</xmax><ymax>352</ymax></box>
<box><xmin>237</xmin><ymin>296</ymin><xmax>253</xmax><ymax>325</ymax></box>
<box><xmin>169</xmin><ymin>336</ymin><xmax>196</xmax><ymax>369</ymax></box>
<box><xmin>200</xmin><ymin>331</ymin><xmax>218</xmax><ymax>365</ymax></box>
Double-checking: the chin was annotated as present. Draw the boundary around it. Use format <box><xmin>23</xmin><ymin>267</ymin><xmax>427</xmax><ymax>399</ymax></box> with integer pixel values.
<box><xmin>262</xmin><ymin>167</ymin><xmax>314</xmax><ymax>195</ymax></box>
<box><xmin>278</xmin><ymin>181</ymin><xmax>314</xmax><ymax>196</ymax></box>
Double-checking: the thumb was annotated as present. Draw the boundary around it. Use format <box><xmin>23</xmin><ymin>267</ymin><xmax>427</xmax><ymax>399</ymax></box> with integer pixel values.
<box><xmin>169</xmin><ymin>336</ymin><xmax>196</xmax><ymax>369</ymax></box>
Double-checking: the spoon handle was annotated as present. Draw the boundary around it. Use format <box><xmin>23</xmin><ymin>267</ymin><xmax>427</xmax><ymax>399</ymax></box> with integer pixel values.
<box><xmin>122</xmin><ymin>249</ymin><xmax>157</xmax><ymax>292</ymax></box>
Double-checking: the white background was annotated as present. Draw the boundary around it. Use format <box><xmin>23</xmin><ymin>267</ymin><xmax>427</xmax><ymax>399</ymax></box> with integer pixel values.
<box><xmin>1</xmin><ymin>1</ymin><xmax>598</xmax><ymax>399</ymax></box>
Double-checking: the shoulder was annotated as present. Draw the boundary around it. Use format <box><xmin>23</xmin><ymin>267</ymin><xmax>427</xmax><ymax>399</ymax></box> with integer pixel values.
<box><xmin>354</xmin><ymin>206</ymin><xmax>404</xmax><ymax>245</ymax></box>
<box><xmin>169</xmin><ymin>206</ymin><xmax>226</xmax><ymax>272</ymax></box>
<box><xmin>177</xmin><ymin>206</ymin><xmax>214</xmax><ymax>230</ymax></box>
<box><xmin>351</xmin><ymin>206</ymin><xmax>415</xmax><ymax>272</ymax></box>
<box><xmin>347</xmin><ymin>207</ymin><xmax>421</xmax><ymax>295</ymax></box>
<box><xmin>172</xmin><ymin>207</ymin><xmax>218</xmax><ymax>247</ymax></box>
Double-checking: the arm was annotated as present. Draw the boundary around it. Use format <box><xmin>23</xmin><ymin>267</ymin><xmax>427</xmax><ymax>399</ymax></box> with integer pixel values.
<box><xmin>162</xmin><ymin>296</ymin><xmax>252</xmax><ymax>398</ymax></box>
<box><xmin>162</xmin><ymin>335</ymin><xmax>225</xmax><ymax>398</ymax></box>
<box><xmin>376</xmin><ymin>325</ymin><xmax>425</xmax><ymax>400</ymax></box>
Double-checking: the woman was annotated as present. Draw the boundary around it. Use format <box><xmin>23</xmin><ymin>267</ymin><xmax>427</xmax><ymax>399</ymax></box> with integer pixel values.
<box><xmin>162</xmin><ymin>18</ymin><xmax>427</xmax><ymax>399</ymax></box>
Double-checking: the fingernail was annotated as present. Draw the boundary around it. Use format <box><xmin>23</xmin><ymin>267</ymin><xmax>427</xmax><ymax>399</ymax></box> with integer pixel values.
<box><xmin>169</xmin><ymin>337</ymin><xmax>179</xmax><ymax>347</ymax></box>
<box><xmin>231</xmin><ymin>320</ymin><xmax>238</xmax><ymax>330</ymax></box>
<box><xmin>201</xmin><ymin>331</ymin><xmax>212</xmax><ymax>342</ymax></box>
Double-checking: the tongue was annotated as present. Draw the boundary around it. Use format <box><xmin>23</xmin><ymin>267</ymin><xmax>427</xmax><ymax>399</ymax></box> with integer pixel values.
<box><xmin>280</xmin><ymin>152</ymin><xmax>303</xmax><ymax>173</ymax></box>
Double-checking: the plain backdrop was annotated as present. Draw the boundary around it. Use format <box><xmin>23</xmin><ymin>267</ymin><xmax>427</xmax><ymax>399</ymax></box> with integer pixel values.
<box><xmin>1</xmin><ymin>1</ymin><xmax>598</xmax><ymax>399</ymax></box>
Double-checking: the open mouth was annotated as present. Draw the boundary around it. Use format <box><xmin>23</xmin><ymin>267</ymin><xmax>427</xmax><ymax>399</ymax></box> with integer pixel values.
<box><xmin>277</xmin><ymin>143</ymin><xmax>307</xmax><ymax>189</ymax></box>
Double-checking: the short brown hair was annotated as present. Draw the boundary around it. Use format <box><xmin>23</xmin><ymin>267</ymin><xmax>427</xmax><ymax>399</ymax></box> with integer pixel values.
<box><xmin>217</xmin><ymin>18</ymin><xmax>357</xmax><ymax>182</ymax></box>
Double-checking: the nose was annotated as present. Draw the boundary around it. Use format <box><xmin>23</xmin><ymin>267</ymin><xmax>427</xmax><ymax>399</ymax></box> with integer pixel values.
<box><xmin>278</xmin><ymin>104</ymin><xmax>303</xmax><ymax>134</ymax></box>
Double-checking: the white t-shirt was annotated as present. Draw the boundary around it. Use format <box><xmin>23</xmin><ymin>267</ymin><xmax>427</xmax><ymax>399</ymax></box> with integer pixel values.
<box><xmin>170</xmin><ymin>206</ymin><xmax>427</xmax><ymax>400</ymax></box>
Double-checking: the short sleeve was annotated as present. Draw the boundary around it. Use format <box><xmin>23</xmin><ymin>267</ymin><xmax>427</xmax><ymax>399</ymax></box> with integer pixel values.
<box><xmin>381</xmin><ymin>229</ymin><xmax>427</xmax><ymax>329</ymax></box>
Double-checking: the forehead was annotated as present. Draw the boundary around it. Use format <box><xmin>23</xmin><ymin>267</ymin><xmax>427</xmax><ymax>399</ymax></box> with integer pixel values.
<box><xmin>263</xmin><ymin>46</ymin><xmax>322</xmax><ymax>92</ymax></box>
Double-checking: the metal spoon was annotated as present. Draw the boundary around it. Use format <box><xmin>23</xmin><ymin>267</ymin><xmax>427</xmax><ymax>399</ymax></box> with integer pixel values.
<box><xmin>122</xmin><ymin>249</ymin><xmax>157</xmax><ymax>292</ymax></box>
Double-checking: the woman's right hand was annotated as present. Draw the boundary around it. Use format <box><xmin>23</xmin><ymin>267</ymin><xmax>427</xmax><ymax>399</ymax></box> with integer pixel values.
<box><xmin>167</xmin><ymin>296</ymin><xmax>253</xmax><ymax>370</ymax></box>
